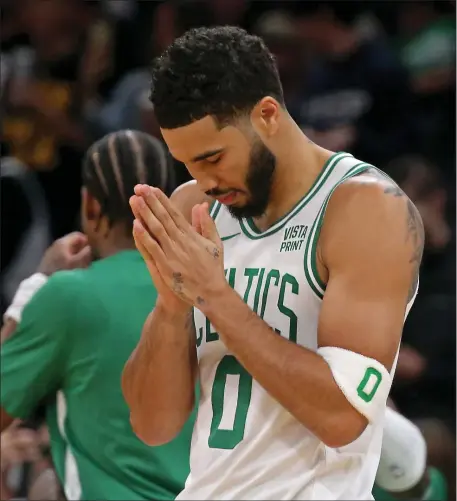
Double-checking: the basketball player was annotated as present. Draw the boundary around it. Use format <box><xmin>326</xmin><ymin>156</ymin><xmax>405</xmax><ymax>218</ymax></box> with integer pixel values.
<box><xmin>122</xmin><ymin>27</ymin><xmax>425</xmax><ymax>499</ymax></box>
<box><xmin>0</xmin><ymin>131</ymin><xmax>194</xmax><ymax>500</ymax></box>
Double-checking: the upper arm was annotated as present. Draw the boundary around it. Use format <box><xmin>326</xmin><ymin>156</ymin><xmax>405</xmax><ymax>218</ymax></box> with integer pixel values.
<box><xmin>0</xmin><ymin>274</ymin><xmax>75</xmax><ymax>423</ymax></box>
<box><xmin>170</xmin><ymin>180</ymin><xmax>213</xmax><ymax>223</ymax></box>
<box><xmin>317</xmin><ymin>176</ymin><xmax>424</xmax><ymax>371</ymax></box>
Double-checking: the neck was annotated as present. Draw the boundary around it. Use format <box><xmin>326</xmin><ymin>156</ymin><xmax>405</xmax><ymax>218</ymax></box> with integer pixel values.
<box><xmin>96</xmin><ymin>225</ymin><xmax>137</xmax><ymax>259</ymax></box>
<box><xmin>253</xmin><ymin>118</ymin><xmax>334</xmax><ymax>232</ymax></box>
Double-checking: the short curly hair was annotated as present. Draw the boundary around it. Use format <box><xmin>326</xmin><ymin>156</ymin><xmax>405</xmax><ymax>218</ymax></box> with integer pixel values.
<box><xmin>150</xmin><ymin>26</ymin><xmax>285</xmax><ymax>129</ymax></box>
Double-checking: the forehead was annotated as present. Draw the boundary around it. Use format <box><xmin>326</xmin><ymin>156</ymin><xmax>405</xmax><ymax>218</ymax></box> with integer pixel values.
<box><xmin>160</xmin><ymin>116</ymin><xmax>249</xmax><ymax>163</ymax></box>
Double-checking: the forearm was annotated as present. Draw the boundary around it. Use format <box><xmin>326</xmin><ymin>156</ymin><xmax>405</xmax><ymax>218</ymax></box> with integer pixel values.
<box><xmin>200</xmin><ymin>286</ymin><xmax>366</xmax><ymax>447</ymax></box>
<box><xmin>122</xmin><ymin>301</ymin><xmax>197</xmax><ymax>445</ymax></box>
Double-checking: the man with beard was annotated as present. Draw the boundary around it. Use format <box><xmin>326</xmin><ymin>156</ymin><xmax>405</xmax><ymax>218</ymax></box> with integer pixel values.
<box><xmin>122</xmin><ymin>27</ymin><xmax>424</xmax><ymax>500</ymax></box>
<box><xmin>0</xmin><ymin>130</ymin><xmax>194</xmax><ymax>500</ymax></box>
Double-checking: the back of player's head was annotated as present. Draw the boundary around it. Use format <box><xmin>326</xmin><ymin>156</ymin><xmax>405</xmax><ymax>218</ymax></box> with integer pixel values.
<box><xmin>82</xmin><ymin>130</ymin><xmax>171</xmax><ymax>229</ymax></box>
<box><xmin>150</xmin><ymin>26</ymin><xmax>285</xmax><ymax>129</ymax></box>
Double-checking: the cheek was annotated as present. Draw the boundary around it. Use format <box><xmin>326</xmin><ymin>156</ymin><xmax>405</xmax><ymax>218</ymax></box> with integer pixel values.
<box><xmin>218</xmin><ymin>159</ymin><xmax>249</xmax><ymax>188</ymax></box>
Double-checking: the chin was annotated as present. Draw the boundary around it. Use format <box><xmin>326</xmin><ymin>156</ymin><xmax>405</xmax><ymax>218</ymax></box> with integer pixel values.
<box><xmin>228</xmin><ymin>204</ymin><xmax>265</xmax><ymax>220</ymax></box>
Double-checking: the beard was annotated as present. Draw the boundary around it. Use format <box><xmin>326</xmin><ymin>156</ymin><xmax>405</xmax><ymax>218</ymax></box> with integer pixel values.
<box><xmin>227</xmin><ymin>138</ymin><xmax>276</xmax><ymax>220</ymax></box>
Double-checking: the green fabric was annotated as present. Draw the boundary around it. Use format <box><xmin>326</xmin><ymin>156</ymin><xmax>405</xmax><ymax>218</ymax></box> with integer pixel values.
<box><xmin>1</xmin><ymin>251</ymin><xmax>195</xmax><ymax>500</ymax></box>
<box><xmin>373</xmin><ymin>467</ymin><xmax>447</xmax><ymax>501</ymax></box>
<box><xmin>423</xmin><ymin>467</ymin><xmax>447</xmax><ymax>501</ymax></box>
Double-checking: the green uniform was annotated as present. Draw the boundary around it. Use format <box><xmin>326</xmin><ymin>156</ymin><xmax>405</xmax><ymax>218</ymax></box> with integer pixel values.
<box><xmin>373</xmin><ymin>467</ymin><xmax>448</xmax><ymax>501</ymax></box>
<box><xmin>1</xmin><ymin>250</ymin><xmax>194</xmax><ymax>501</ymax></box>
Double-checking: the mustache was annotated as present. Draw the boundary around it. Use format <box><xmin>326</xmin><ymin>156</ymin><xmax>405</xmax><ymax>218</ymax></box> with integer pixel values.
<box><xmin>205</xmin><ymin>188</ymin><xmax>241</xmax><ymax>197</ymax></box>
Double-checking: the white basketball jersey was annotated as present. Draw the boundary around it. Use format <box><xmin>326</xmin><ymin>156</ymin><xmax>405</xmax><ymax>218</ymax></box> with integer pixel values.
<box><xmin>177</xmin><ymin>152</ymin><xmax>417</xmax><ymax>500</ymax></box>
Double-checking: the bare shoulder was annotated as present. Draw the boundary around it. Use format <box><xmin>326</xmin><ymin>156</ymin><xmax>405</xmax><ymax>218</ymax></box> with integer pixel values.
<box><xmin>170</xmin><ymin>180</ymin><xmax>213</xmax><ymax>223</ymax></box>
<box><xmin>320</xmin><ymin>169</ymin><xmax>424</xmax><ymax>301</ymax></box>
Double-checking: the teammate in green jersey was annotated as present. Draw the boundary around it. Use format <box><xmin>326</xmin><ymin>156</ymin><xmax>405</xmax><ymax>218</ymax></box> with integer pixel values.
<box><xmin>0</xmin><ymin>130</ymin><xmax>194</xmax><ymax>500</ymax></box>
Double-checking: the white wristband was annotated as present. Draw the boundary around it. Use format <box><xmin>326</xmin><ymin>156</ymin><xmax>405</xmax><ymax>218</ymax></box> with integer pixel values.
<box><xmin>376</xmin><ymin>407</ymin><xmax>427</xmax><ymax>492</ymax></box>
<box><xmin>318</xmin><ymin>346</ymin><xmax>392</xmax><ymax>424</ymax></box>
<box><xmin>4</xmin><ymin>273</ymin><xmax>48</xmax><ymax>323</ymax></box>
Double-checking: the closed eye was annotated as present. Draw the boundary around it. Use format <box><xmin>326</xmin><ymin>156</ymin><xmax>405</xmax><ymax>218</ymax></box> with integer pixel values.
<box><xmin>206</xmin><ymin>156</ymin><xmax>222</xmax><ymax>165</ymax></box>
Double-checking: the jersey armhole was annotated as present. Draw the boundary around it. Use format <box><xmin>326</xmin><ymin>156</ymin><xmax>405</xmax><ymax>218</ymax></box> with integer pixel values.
<box><xmin>303</xmin><ymin>163</ymin><xmax>372</xmax><ymax>301</ymax></box>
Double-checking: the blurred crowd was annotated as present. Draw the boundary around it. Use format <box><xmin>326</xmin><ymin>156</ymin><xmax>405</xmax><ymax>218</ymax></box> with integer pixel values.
<box><xmin>1</xmin><ymin>0</ymin><xmax>455</xmax><ymax>499</ymax></box>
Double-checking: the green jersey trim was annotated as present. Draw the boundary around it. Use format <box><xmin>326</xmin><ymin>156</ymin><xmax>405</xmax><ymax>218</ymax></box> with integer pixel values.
<box><xmin>239</xmin><ymin>152</ymin><xmax>353</xmax><ymax>240</ymax></box>
<box><xmin>304</xmin><ymin>163</ymin><xmax>372</xmax><ymax>300</ymax></box>
<box><xmin>210</xmin><ymin>200</ymin><xmax>222</xmax><ymax>221</ymax></box>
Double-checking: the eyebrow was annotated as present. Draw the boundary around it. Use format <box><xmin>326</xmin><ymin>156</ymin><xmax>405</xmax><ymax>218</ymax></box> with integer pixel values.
<box><xmin>191</xmin><ymin>148</ymin><xmax>224</xmax><ymax>163</ymax></box>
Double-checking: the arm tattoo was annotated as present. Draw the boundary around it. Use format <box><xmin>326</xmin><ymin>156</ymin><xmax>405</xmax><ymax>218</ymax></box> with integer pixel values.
<box><xmin>383</xmin><ymin>185</ymin><xmax>424</xmax><ymax>301</ymax></box>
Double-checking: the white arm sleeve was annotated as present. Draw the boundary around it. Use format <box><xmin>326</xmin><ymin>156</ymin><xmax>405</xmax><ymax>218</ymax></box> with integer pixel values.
<box><xmin>376</xmin><ymin>407</ymin><xmax>427</xmax><ymax>492</ymax></box>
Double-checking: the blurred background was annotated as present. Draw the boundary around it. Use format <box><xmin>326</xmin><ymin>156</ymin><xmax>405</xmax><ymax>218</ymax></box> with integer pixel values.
<box><xmin>0</xmin><ymin>0</ymin><xmax>455</xmax><ymax>499</ymax></box>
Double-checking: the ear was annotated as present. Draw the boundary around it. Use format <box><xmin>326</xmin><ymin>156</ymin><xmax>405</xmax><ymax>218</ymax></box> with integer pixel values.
<box><xmin>250</xmin><ymin>96</ymin><xmax>280</xmax><ymax>138</ymax></box>
<box><xmin>82</xmin><ymin>187</ymin><xmax>102</xmax><ymax>222</ymax></box>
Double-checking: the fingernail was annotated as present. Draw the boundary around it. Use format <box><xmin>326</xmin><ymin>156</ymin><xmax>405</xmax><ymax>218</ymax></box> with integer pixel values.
<box><xmin>133</xmin><ymin>219</ymin><xmax>144</xmax><ymax>232</ymax></box>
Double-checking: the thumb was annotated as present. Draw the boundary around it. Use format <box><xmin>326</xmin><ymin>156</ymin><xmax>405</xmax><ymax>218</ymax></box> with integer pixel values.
<box><xmin>66</xmin><ymin>232</ymin><xmax>89</xmax><ymax>252</ymax></box>
<box><xmin>192</xmin><ymin>204</ymin><xmax>203</xmax><ymax>234</ymax></box>
<box><xmin>70</xmin><ymin>245</ymin><xmax>92</xmax><ymax>268</ymax></box>
<box><xmin>200</xmin><ymin>203</ymin><xmax>220</xmax><ymax>244</ymax></box>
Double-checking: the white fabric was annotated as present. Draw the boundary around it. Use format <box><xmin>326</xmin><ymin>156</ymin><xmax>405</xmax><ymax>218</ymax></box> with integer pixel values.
<box><xmin>4</xmin><ymin>273</ymin><xmax>48</xmax><ymax>323</ymax></box>
<box><xmin>318</xmin><ymin>346</ymin><xmax>392</xmax><ymax>424</ymax></box>
<box><xmin>376</xmin><ymin>407</ymin><xmax>427</xmax><ymax>492</ymax></box>
<box><xmin>179</xmin><ymin>154</ymin><xmax>417</xmax><ymax>500</ymax></box>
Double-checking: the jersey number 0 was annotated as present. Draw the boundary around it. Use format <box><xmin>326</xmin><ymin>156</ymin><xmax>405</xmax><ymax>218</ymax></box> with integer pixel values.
<box><xmin>209</xmin><ymin>355</ymin><xmax>253</xmax><ymax>449</ymax></box>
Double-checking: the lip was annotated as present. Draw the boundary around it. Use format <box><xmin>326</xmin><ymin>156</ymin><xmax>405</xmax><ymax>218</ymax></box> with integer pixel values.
<box><xmin>215</xmin><ymin>192</ymin><xmax>237</xmax><ymax>205</ymax></box>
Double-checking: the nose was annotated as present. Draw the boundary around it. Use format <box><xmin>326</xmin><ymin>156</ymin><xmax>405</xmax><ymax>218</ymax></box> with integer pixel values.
<box><xmin>187</xmin><ymin>168</ymin><xmax>218</xmax><ymax>195</ymax></box>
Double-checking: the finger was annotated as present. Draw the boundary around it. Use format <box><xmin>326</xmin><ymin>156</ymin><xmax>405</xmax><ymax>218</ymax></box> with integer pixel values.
<box><xmin>141</xmin><ymin>188</ymin><xmax>185</xmax><ymax>240</ymax></box>
<box><xmin>16</xmin><ymin>440</ymin><xmax>41</xmax><ymax>462</ymax></box>
<box><xmin>15</xmin><ymin>432</ymin><xmax>40</xmax><ymax>451</ymax></box>
<box><xmin>148</xmin><ymin>187</ymin><xmax>193</xmax><ymax>234</ymax></box>
<box><xmin>130</xmin><ymin>195</ymin><xmax>174</xmax><ymax>252</ymax></box>
<box><xmin>65</xmin><ymin>232</ymin><xmax>89</xmax><ymax>252</ymax></box>
<box><xmin>134</xmin><ymin>184</ymin><xmax>149</xmax><ymax>197</ymax></box>
<box><xmin>133</xmin><ymin>229</ymin><xmax>165</xmax><ymax>286</ymax></box>
<box><xmin>192</xmin><ymin>204</ymin><xmax>203</xmax><ymax>234</ymax></box>
<box><xmin>69</xmin><ymin>245</ymin><xmax>92</xmax><ymax>268</ymax></box>
<box><xmin>133</xmin><ymin>222</ymin><xmax>175</xmax><ymax>292</ymax></box>
<box><xmin>133</xmin><ymin>219</ymin><xmax>169</xmax><ymax>271</ymax></box>
<box><xmin>199</xmin><ymin>203</ymin><xmax>221</xmax><ymax>245</ymax></box>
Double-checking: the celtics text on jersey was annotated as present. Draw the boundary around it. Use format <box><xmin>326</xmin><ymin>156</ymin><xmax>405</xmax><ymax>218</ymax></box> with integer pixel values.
<box><xmin>177</xmin><ymin>152</ymin><xmax>418</xmax><ymax>501</ymax></box>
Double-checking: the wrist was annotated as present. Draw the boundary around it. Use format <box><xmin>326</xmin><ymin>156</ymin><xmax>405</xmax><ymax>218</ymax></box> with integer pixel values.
<box><xmin>197</xmin><ymin>281</ymin><xmax>237</xmax><ymax>317</ymax></box>
<box><xmin>155</xmin><ymin>296</ymin><xmax>192</xmax><ymax>319</ymax></box>
<box><xmin>37</xmin><ymin>261</ymin><xmax>55</xmax><ymax>276</ymax></box>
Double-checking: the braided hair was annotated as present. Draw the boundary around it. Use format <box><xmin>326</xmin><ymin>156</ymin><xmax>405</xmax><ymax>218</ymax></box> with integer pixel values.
<box><xmin>82</xmin><ymin>130</ymin><xmax>174</xmax><ymax>230</ymax></box>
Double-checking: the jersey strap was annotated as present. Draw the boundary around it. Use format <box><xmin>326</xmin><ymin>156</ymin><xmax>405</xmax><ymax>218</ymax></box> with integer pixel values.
<box><xmin>238</xmin><ymin>152</ymin><xmax>354</xmax><ymax>240</ymax></box>
<box><xmin>303</xmin><ymin>162</ymin><xmax>372</xmax><ymax>300</ymax></box>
